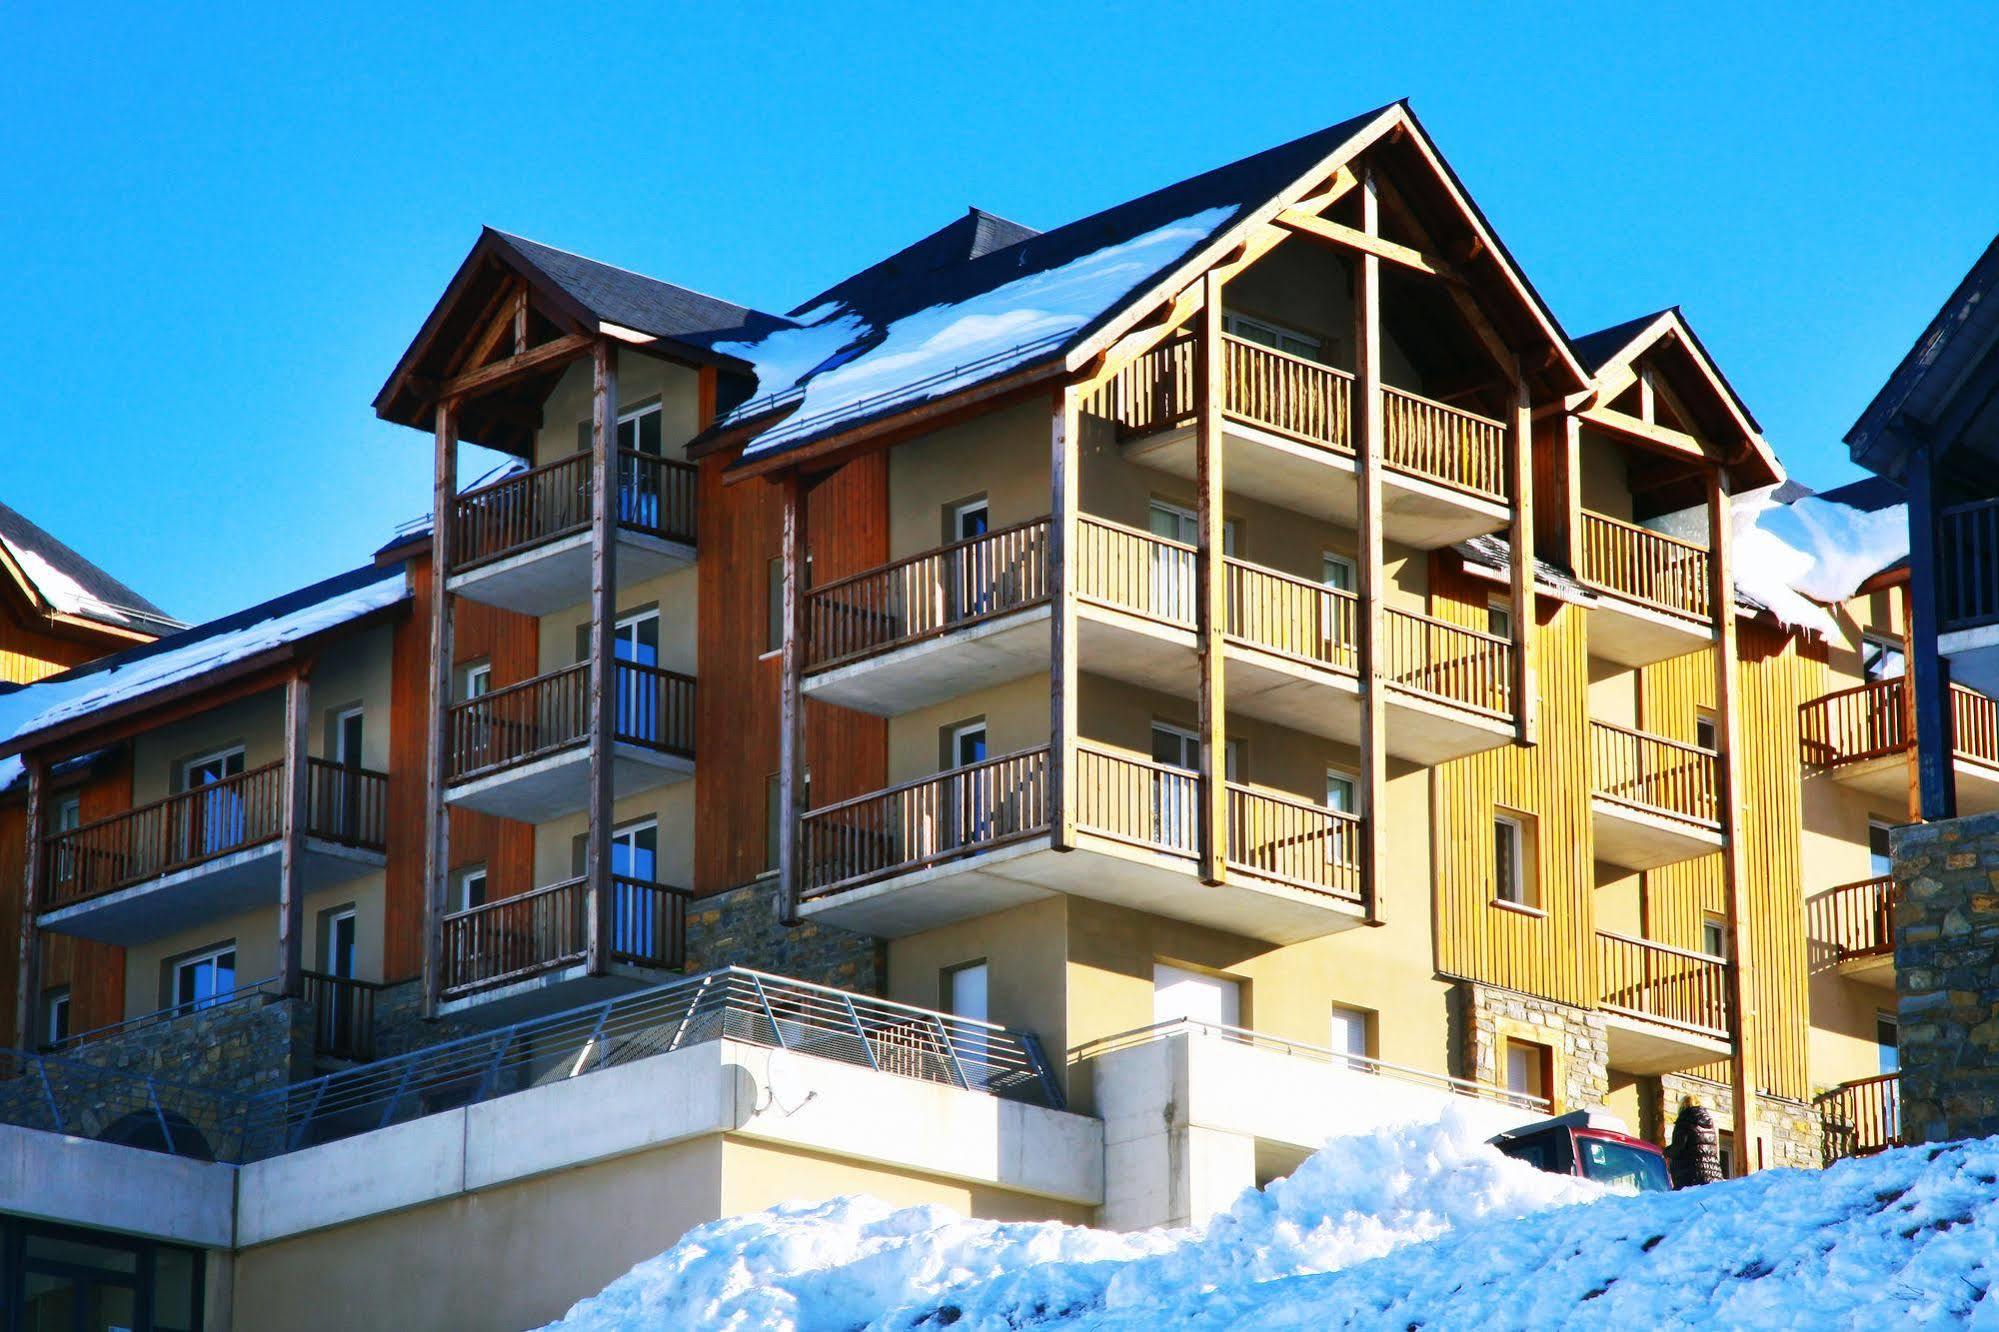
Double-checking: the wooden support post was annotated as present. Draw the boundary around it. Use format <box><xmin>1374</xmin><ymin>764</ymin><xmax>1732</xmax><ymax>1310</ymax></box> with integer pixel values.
<box><xmin>277</xmin><ymin>670</ymin><xmax>311</xmax><ymax>999</ymax></box>
<box><xmin>1905</xmin><ymin>442</ymin><xmax>1957</xmax><ymax>820</ymax></box>
<box><xmin>1509</xmin><ymin>380</ymin><xmax>1537</xmax><ymax>746</ymax></box>
<box><xmin>1561</xmin><ymin>413</ymin><xmax>1584</xmax><ymax>575</ymax></box>
<box><xmin>14</xmin><ymin>755</ymin><xmax>45</xmax><ymax>1052</ymax></box>
<box><xmin>420</xmin><ymin>399</ymin><xmax>459</xmax><ymax>1018</ymax></box>
<box><xmin>1708</xmin><ymin>470</ymin><xmax>1758</xmax><ymax>1172</ymax></box>
<box><xmin>1050</xmin><ymin>388</ymin><xmax>1080</xmax><ymax>851</ymax></box>
<box><xmin>1354</xmin><ymin>169</ymin><xmax>1388</xmax><ymax>926</ymax></box>
<box><xmin>1196</xmin><ymin>270</ymin><xmax>1229</xmax><ymax>884</ymax></box>
<box><xmin>777</xmin><ymin>469</ymin><xmax>807</xmax><ymax>924</ymax></box>
<box><xmin>584</xmin><ymin>340</ymin><xmax>620</xmax><ymax>975</ymax></box>
<box><xmin>1900</xmin><ymin>580</ymin><xmax>1923</xmax><ymax>824</ymax></box>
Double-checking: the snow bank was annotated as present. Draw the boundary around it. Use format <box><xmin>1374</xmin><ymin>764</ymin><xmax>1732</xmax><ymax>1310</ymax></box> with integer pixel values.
<box><xmin>547</xmin><ymin>1120</ymin><xmax>1999</xmax><ymax>1330</ymax></box>
<box><xmin>1735</xmin><ymin>487</ymin><xmax>1908</xmax><ymax>638</ymax></box>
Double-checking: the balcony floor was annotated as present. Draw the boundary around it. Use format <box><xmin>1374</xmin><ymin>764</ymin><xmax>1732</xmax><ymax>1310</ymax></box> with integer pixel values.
<box><xmin>37</xmin><ymin>839</ymin><xmax>387</xmax><ymax>946</ymax></box>
<box><xmin>1837</xmin><ymin>950</ymin><xmax>1896</xmax><ymax>986</ymax></box>
<box><xmin>799</xmin><ymin>834</ymin><xmax>1367</xmax><ymax>945</ymax></box>
<box><xmin>1582</xmin><ymin>595</ymin><xmax>1713</xmax><ymax>668</ymax></box>
<box><xmin>802</xmin><ymin>604</ymin><xmax>1051</xmax><ymax>717</ymax></box>
<box><xmin>1603</xmin><ymin>1012</ymin><xmax>1731</xmax><ymax>1076</ymax></box>
<box><xmin>445</xmin><ymin>741</ymin><xmax>693</xmax><ymax>823</ymax></box>
<box><xmin>1123</xmin><ymin>420</ymin><xmax>1510</xmax><ymax>550</ymax></box>
<box><xmin>1824</xmin><ymin>753</ymin><xmax>1999</xmax><ymax>815</ymax></box>
<box><xmin>437</xmin><ymin>961</ymin><xmax>678</xmax><ymax>1026</ymax></box>
<box><xmin>1590</xmin><ymin>798</ymin><xmax>1725</xmax><ymax>871</ymax></box>
<box><xmin>447</xmin><ymin>528</ymin><xmax>695</xmax><ymax>618</ymax></box>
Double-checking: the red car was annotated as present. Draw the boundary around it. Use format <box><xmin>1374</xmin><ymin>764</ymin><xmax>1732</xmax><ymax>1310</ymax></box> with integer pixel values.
<box><xmin>1489</xmin><ymin>1111</ymin><xmax>1674</xmax><ymax>1193</ymax></box>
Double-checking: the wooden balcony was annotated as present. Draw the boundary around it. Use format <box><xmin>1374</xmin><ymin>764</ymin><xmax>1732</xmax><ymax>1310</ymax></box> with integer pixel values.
<box><xmin>1587</xmin><ymin>721</ymin><xmax>1725</xmax><ymax>869</ymax></box>
<box><xmin>445</xmin><ymin>450</ymin><xmax>699</xmax><ymax>616</ymax></box>
<box><xmin>443</xmin><ymin>661</ymin><xmax>694</xmax><ymax>823</ymax></box>
<box><xmin>437</xmin><ymin>873</ymin><xmax>690</xmax><ymax>1022</ymax></box>
<box><xmin>1596</xmin><ymin>930</ymin><xmax>1732</xmax><ymax>1074</ymax></box>
<box><xmin>1817</xmin><ymin>1072</ymin><xmax>1901</xmax><ymax>1163</ymax></box>
<box><xmin>796</xmin><ymin>743</ymin><xmax>1365</xmax><ymax>943</ymax></box>
<box><xmin>1098</xmin><ymin>335</ymin><xmax>1511</xmax><ymax>549</ymax></box>
<box><xmin>1808</xmin><ymin>874</ymin><xmax>1899</xmax><ymax>984</ymax></box>
<box><xmin>1799</xmin><ymin>679</ymin><xmax>1999</xmax><ymax>813</ymax></box>
<box><xmin>1575</xmin><ymin>512</ymin><xmax>1714</xmax><ymax>667</ymax></box>
<box><xmin>37</xmin><ymin>758</ymin><xmax>388</xmax><ymax>946</ymax></box>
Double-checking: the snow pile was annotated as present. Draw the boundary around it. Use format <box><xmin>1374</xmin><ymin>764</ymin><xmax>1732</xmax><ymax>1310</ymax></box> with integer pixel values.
<box><xmin>1735</xmin><ymin>487</ymin><xmax>1908</xmax><ymax>638</ymax></box>
<box><xmin>0</xmin><ymin>531</ymin><xmax>178</xmax><ymax>631</ymax></box>
<box><xmin>546</xmin><ymin>1119</ymin><xmax>1999</xmax><ymax>1330</ymax></box>
<box><xmin>717</xmin><ymin>207</ymin><xmax>1235</xmax><ymax>456</ymax></box>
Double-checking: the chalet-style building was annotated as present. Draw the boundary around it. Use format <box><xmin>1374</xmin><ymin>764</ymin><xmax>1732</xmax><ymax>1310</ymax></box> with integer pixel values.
<box><xmin>0</xmin><ymin>103</ymin><xmax>1924</xmax><ymax>1329</ymax></box>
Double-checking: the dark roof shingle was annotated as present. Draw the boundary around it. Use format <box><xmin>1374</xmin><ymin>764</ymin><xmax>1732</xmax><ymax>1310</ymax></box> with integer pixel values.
<box><xmin>0</xmin><ymin>501</ymin><xmax>179</xmax><ymax>636</ymax></box>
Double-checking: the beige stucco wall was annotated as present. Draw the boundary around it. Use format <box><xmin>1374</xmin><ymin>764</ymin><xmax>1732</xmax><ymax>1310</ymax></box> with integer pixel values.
<box><xmin>533</xmin><ymin>779</ymin><xmax>696</xmax><ymax>891</ymax></box>
<box><xmin>537</xmin><ymin>563</ymin><xmax>698</xmax><ymax>679</ymax></box>
<box><xmin>721</xmin><ymin>1135</ymin><xmax>1095</xmax><ymax>1226</ymax></box>
<box><xmin>531</xmin><ymin>354</ymin><xmax>703</xmax><ymax>470</ymax></box>
<box><xmin>888</xmin><ymin>401</ymin><xmax>1052</xmax><ymax>559</ymax></box>
<box><xmin>1578</xmin><ymin>426</ymin><xmax>1633</xmax><ymax>522</ymax></box>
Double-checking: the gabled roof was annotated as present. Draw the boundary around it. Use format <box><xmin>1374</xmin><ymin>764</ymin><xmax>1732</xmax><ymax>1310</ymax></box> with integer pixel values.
<box><xmin>0</xmin><ymin>500</ymin><xmax>181</xmax><ymax>640</ymax></box>
<box><xmin>1847</xmin><ymin>233</ymin><xmax>1999</xmax><ymax>481</ymax></box>
<box><xmin>491</xmin><ymin>231</ymin><xmax>791</xmax><ymax>353</ymax></box>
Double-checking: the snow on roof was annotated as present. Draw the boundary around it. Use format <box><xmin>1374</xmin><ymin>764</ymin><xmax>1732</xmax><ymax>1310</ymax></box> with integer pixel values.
<box><xmin>0</xmin><ymin>563</ymin><xmax>408</xmax><ymax>776</ymax></box>
<box><xmin>716</xmin><ymin>206</ymin><xmax>1236</xmax><ymax>457</ymax></box>
<box><xmin>546</xmin><ymin>1112</ymin><xmax>1999</xmax><ymax>1329</ymax></box>
<box><xmin>0</xmin><ymin>502</ymin><xmax>183</xmax><ymax>636</ymax></box>
<box><xmin>1736</xmin><ymin>485</ymin><xmax>1909</xmax><ymax>637</ymax></box>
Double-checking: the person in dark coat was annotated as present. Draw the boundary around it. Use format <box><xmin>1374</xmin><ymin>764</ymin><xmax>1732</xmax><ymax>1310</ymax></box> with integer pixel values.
<box><xmin>1666</xmin><ymin>1101</ymin><xmax>1724</xmax><ymax>1188</ymax></box>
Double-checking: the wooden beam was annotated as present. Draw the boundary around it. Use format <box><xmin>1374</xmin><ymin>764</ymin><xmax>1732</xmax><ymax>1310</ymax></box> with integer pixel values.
<box><xmin>277</xmin><ymin>669</ymin><xmax>310</xmax><ymax>999</ymax></box>
<box><xmin>457</xmin><ymin>278</ymin><xmax>527</xmax><ymax>384</ymax></box>
<box><xmin>1050</xmin><ymin>388</ymin><xmax>1080</xmax><ymax>851</ymax></box>
<box><xmin>440</xmin><ymin>332</ymin><xmax>594</xmax><ymax>402</ymax></box>
<box><xmin>1371</xmin><ymin>172</ymin><xmax>1522</xmax><ymax>386</ymax></box>
<box><xmin>1708</xmin><ymin>470</ymin><xmax>1758</xmax><ymax>1174</ymax></box>
<box><xmin>1275</xmin><ymin>208</ymin><xmax>1456</xmax><ymax>281</ymax></box>
<box><xmin>1575</xmin><ymin>405</ymin><xmax>1706</xmax><ymax>462</ymax></box>
<box><xmin>776</xmin><ymin>468</ymin><xmax>806</xmax><ymax>924</ymax></box>
<box><xmin>1355</xmin><ymin>170</ymin><xmax>1388</xmax><ymax>927</ymax></box>
<box><xmin>584</xmin><ymin>341</ymin><xmax>619</xmax><ymax>974</ymax></box>
<box><xmin>1905</xmin><ymin>439</ymin><xmax>1957</xmax><ymax>820</ymax></box>
<box><xmin>1287</xmin><ymin>165</ymin><xmax>1360</xmax><ymax>218</ymax></box>
<box><xmin>13</xmin><ymin>755</ymin><xmax>44</xmax><ymax>1052</ymax></box>
<box><xmin>1509</xmin><ymin>380</ymin><xmax>1537</xmax><ymax>746</ymax></box>
<box><xmin>1197</xmin><ymin>270</ymin><xmax>1228</xmax><ymax>885</ymax></box>
<box><xmin>420</xmin><ymin>399</ymin><xmax>458</xmax><ymax>1018</ymax></box>
<box><xmin>1562</xmin><ymin>413</ymin><xmax>1584</xmax><ymax>575</ymax></box>
<box><xmin>512</xmin><ymin>284</ymin><xmax>529</xmax><ymax>356</ymax></box>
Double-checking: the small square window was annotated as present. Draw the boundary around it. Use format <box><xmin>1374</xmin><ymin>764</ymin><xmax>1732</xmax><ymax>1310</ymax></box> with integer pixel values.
<box><xmin>1504</xmin><ymin>1037</ymin><xmax>1550</xmax><ymax>1101</ymax></box>
<box><xmin>1695</xmin><ymin>711</ymin><xmax>1718</xmax><ymax>752</ymax></box>
<box><xmin>41</xmin><ymin>987</ymin><xmax>70</xmax><ymax>1049</ymax></box>
<box><xmin>452</xmin><ymin>865</ymin><xmax>488</xmax><ymax>914</ymax></box>
<box><xmin>1487</xmin><ymin>598</ymin><xmax>1513</xmax><ymax>640</ymax></box>
<box><xmin>1493</xmin><ymin>812</ymin><xmax>1538</xmax><ymax>908</ymax></box>
<box><xmin>1701</xmin><ymin>915</ymin><xmax>1728</xmax><ymax>959</ymax></box>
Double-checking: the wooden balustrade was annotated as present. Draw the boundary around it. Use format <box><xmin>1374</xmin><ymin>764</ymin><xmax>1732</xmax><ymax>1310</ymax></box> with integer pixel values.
<box><xmin>1223</xmin><ymin>335</ymin><xmax>1353</xmax><ymax>451</ymax></box>
<box><xmin>1577</xmin><ymin>511</ymin><xmax>1712</xmax><ymax>620</ymax></box>
<box><xmin>1810</xmin><ymin>875</ymin><xmax>1899</xmax><ymax>961</ymax></box>
<box><xmin>1074</xmin><ymin>743</ymin><xmax>1201</xmax><ymax>860</ymax></box>
<box><xmin>1225</xmin><ymin>781</ymin><xmax>1362</xmax><ymax>901</ymax></box>
<box><xmin>1381</xmin><ymin>607</ymin><xmax>1514</xmax><ymax>717</ymax></box>
<box><xmin>440</xmin><ymin>876</ymin><xmax>590</xmax><ymax>997</ymax></box>
<box><xmin>1799</xmin><ymin>678</ymin><xmax>1907</xmax><ymax>768</ymax></box>
<box><xmin>303</xmin><ymin>758</ymin><xmax>390</xmax><ymax>850</ymax></box>
<box><xmin>1076</xmin><ymin>515</ymin><xmax>1196</xmax><ymax>627</ymax></box>
<box><xmin>1091</xmin><ymin>334</ymin><xmax>1196</xmax><ymax>439</ymax></box>
<box><xmin>1596</xmin><ymin>930</ymin><xmax>1730</xmax><ymax>1038</ymax></box>
<box><xmin>1225</xmin><ymin>557</ymin><xmax>1358</xmax><ymax>672</ymax></box>
<box><xmin>1382</xmin><ymin>385</ymin><xmax>1507</xmax><ymax>501</ymax></box>
<box><xmin>613</xmin><ymin>662</ymin><xmax>697</xmax><ymax>757</ymax></box>
<box><xmin>446</xmin><ymin>661</ymin><xmax>693</xmax><ymax>781</ymax></box>
<box><xmin>1588</xmin><ymin>721</ymin><xmax>1721</xmax><ymax>828</ymax></box>
<box><xmin>607</xmin><ymin>874</ymin><xmax>692</xmax><ymax>970</ymax></box>
<box><xmin>1952</xmin><ymin>682</ymin><xmax>1999</xmax><ymax>769</ymax></box>
<box><xmin>800</xmin><ymin>747</ymin><xmax>1051</xmax><ymax>897</ymax></box>
<box><xmin>450</xmin><ymin>449</ymin><xmax>700</xmax><ymax>574</ymax></box>
<box><xmin>301</xmin><ymin>970</ymin><xmax>381</xmax><ymax>1062</ymax></box>
<box><xmin>804</xmin><ymin>519</ymin><xmax>1051</xmax><ymax>670</ymax></box>
<box><xmin>45</xmin><ymin>762</ymin><xmax>289</xmax><ymax>907</ymax></box>
<box><xmin>1941</xmin><ymin>497</ymin><xmax>1999</xmax><ymax>630</ymax></box>
<box><xmin>1818</xmin><ymin>1072</ymin><xmax>1901</xmax><ymax>1162</ymax></box>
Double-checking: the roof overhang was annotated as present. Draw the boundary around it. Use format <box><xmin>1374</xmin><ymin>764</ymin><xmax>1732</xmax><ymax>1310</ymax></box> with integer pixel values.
<box><xmin>0</xmin><ymin>543</ymin><xmax>166</xmax><ymax>651</ymax></box>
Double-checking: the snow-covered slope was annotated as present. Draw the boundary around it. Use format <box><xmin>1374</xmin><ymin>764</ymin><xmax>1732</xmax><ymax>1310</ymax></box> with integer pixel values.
<box><xmin>543</xmin><ymin>1113</ymin><xmax>1999</xmax><ymax>1330</ymax></box>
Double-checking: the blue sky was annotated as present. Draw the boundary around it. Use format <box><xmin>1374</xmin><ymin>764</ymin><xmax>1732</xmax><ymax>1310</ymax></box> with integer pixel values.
<box><xmin>3</xmin><ymin>2</ymin><xmax>1995</xmax><ymax>624</ymax></box>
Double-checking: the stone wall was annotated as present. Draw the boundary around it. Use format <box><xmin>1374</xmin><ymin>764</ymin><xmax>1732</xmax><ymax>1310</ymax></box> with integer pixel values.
<box><xmin>1892</xmin><ymin>811</ymin><xmax>1999</xmax><ymax>1144</ymax></box>
<box><xmin>59</xmin><ymin>994</ymin><xmax>312</xmax><ymax>1098</ymax></box>
<box><xmin>368</xmin><ymin>978</ymin><xmax>488</xmax><ymax>1061</ymax></box>
<box><xmin>1657</xmin><ymin>1072</ymin><xmax>1823</xmax><ymax>1171</ymax></box>
<box><xmin>684</xmin><ymin>877</ymin><xmax>885</xmax><ymax>995</ymax></box>
<box><xmin>1452</xmin><ymin>982</ymin><xmax>1609</xmax><ymax>1113</ymax></box>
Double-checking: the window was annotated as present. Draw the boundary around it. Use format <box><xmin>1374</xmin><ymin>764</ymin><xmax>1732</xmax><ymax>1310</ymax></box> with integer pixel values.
<box><xmin>462</xmin><ymin>661</ymin><xmax>492</xmax><ymax>700</ymax></box>
<box><xmin>1147</xmin><ymin>499</ymin><xmax>1238</xmax><ymax>553</ymax></box>
<box><xmin>41</xmin><ymin>987</ymin><xmax>70</xmax><ymax>1049</ymax></box>
<box><xmin>1701</xmin><ymin>914</ymin><xmax>1728</xmax><ymax>959</ymax></box>
<box><xmin>1493</xmin><ymin>812</ymin><xmax>1536</xmax><ymax>908</ymax></box>
<box><xmin>1330</xmin><ymin>1004</ymin><xmax>1371</xmax><ymax>1069</ymax></box>
<box><xmin>1862</xmin><ymin>634</ymin><xmax>1906</xmax><ymax>682</ymax></box>
<box><xmin>170</xmin><ymin>944</ymin><xmax>237</xmax><ymax>1015</ymax></box>
<box><xmin>3</xmin><ymin>1217</ymin><xmax>205</xmax><ymax>1332</ymax></box>
<box><xmin>323</xmin><ymin>907</ymin><xmax>357</xmax><ymax>978</ymax></box>
<box><xmin>1326</xmin><ymin>768</ymin><xmax>1358</xmax><ymax>867</ymax></box>
<box><xmin>49</xmin><ymin>792</ymin><xmax>80</xmax><ymax>892</ymax></box>
<box><xmin>1877</xmin><ymin>1010</ymin><xmax>1900</xmax><ymax>1076</ymax></box>
<box><xmin>1504</xmin><ymin>1037</ymin><xmax>1550</xmax><ymax>1102</ymax></box>
<box><xmin>616</xmin><ymin>402</ymin><xmax>664</xmax><ymax>456</ymax></box>
<box><xmin>1695</xmin><ymin>711</ymin><xmax>1718</xmax><ymax>752</ymax></box>
<box><xmin>944</xmin><ymin>723</ymin><xmax>989</xmax><ymax>847</ymax></box>
<box><xmin>1322</xmin><ymin>553</ymin><xmax>1356</xmax><ymax>593</ymax></box>
<box><xmin>944</xmin><ymin>960</ymin><xmax>989</xmax><ymax>1022</ymax></box>
<box><xmin>1224</xmin><ymin>311</ymin><xmax>1321</xmax><ymax>360</ymax></box>
<box><xmin>1716</xmin><ymin>1130</ymin><xmax>1735</xmax><ymax>1179</ymax></box>
<box><xmin>1153</xmin><ymin>963</ymin><xmax>1241</xmax><ymax>1029</ymax></box>
<box><xmin>609</xmin><ymin>820</ymin><xmax>661</xmax><ymax>958</ymax></box>
<box><xmin>1869</xmin><ymin>819</ymin><xmax>1895</xmax><ymax>878</ymax></box>
<box><xmin>947</xmin><ymin>498</ymin><xmax>996</xmax><ymax>618</ymax></box>
<box><xmin>948</xmin><ymin>721</ymin><xmax>988</xmax><ymax>769</ymax></box>
<box><xmin>1487</xmin><ymin>597</ymin><xmax>1513</xmax><ymax>641</ymax></box>
<box><xmin>949</xmin><ymin>497</ymin><xmax>990</xmax><ymax>543</ymax></box>
<box><xmin>1150</xmin><ymin>723</ymin><xmax>1239</xmax><ymax>852</ymax></box>
<box><xmin>180</xmin><ymin>748</ymin><xmax>246</xmax><ymax>858</ymax></box>
<box><xmin>452</xmin><ymin>865</ymin><xmax>488</xmax><ymax>914</ymax></box>
<box><xmin>1148</xmin><ymin>500</ymin><xmax>1236</xmax><ymax>623</ymax></box>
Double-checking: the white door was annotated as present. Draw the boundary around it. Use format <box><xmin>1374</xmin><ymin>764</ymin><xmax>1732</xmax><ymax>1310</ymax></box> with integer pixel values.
<box><xmin>1153</xmin><ymin>963</ymin><xmax>1241</xmax><ymax>1029</ymax></box>
<box><xmin>949</xmin><ymin>500</ymin><xmax>994</xmax><ymax>621</ymax></box>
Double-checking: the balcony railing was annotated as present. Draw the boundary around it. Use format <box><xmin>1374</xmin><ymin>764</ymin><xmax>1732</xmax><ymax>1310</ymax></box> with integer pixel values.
<box><xmin>1588</xmin><ymin>721</ymin><xmax>1721</xmax><ymax>828</ymax></box>
<box><xmin>1076</xmin><ymin>515</ymin><xmax>1196</xmax><ymax>627</ymax></box>
<box><xmin>1074</xmin><ymin>743</ymin><xmax>1202</xmax><ymax>861</ymax></box>
<box><xmin>1800</xmin><ymin>678</ymin><xmax>1999</xmax><ymax>771</ymax></box>
<box><xmin>450</xmin><ymin>449</ymin><xmax>698</xmax><ymax>574</ymax></box>
<box><xmin>1810</xmin><ymin>874</ymin><xmax>1899</xmax><ymax>962</ymax></box>
<box><xmin>1596</xmin><ymin>930</ymin><xmax>1729</xmax><ymax>1039</ymax></box>
<box><xmin>804</xmin><ymin>518</ymin><xmax>1051</xmax><ymax>670</ymax></box>
<box><xmin>1381</xmin><ymin>608</ymin><xmax>1513</xmax><ymax>718</ymax></box>
<box><xmin>445</xmin><ymin>661</ymin><xmax>695</xmax><ymax>782</ymax></box>
<box><xmin>1818</xmin><ymin>1072</ymin><xmax>1901</xmax><ymax>1163</ymax></box>
<box><xmin>1941</xmin><ymin>497</ymin><xmax>1999</xmax><ymax>630</ymax></box>
<box><xmin>1226</xmin><ymin>557</ymin><xmax>1359</xmax><ymax>674</ymax></box>
<box><xmin>800</xmin><ymin>746</ymin><xmax>1052</xmax><ymax>898</ymax></box>
<box><xmin>1224</xmin><ymin>781</ymin><xmax>1362</xmax><ymax>901</ymax></box>
<box><xmin>1093</xmin><ymin>335</ymin><xmax>1510</xmax><ymax>502</ymax></box>
<box><xmin>439</xmin><ymin>873</ymin><xmax>690</xmax><ymax>1000</ymax></box>
<box><xmin>1577</xmin><ymin>511</ymin><xmax>1711</xmax><ymax>621</ymax></box>
<box><xmin>42</xmin><ymin>759</ymin><xmax>389</xmax><ymax>908</ymax></box>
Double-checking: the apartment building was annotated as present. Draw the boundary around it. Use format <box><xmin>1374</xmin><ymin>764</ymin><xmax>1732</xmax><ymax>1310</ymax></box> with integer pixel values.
<box><xmin>0</xmin><ymin>102</ymin><xmax>1927</xmax><ymax>1327</ymax></box>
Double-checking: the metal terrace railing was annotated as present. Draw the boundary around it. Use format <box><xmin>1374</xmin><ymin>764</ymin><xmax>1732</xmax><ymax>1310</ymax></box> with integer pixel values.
<box><xmin>1588</xmin><ymin>721</ymin><xmax>1722</xmax><ymax>829</ymax></box>
<box><xmin>1596</xmin><ymin>931</ymin><xmax>1730</xmax><ymax>1040</ymax></box>
<box><xmin>445</xmin><ymin>661</ymin><xmax>695</xmax><ymax>782</ymax></box>
<box><xmin>1071</xmin><ymin>1018</ymin><xmax>1550</xmax><ymax>1115</ymax></box>
<box><xmin>1577</xmin><ymin>511</ymin><xmax>1712</xmax><ymax>621</ymax></box>
<box><xmin>1818</xmin><ymin>1072</ymin><xmax>1901</xmax><ymax>1164</ymax></box>
<box><xmin>0</xmin><ymin>968</ymin><xmax>1065</xmax><ymax>1164</ymax></box>
<box><xmin>450</xmin><ymin>449</ymin><xmax>698</xmax><ymax>573</ymax></box>
<box><xmin>1809</xmin><ymin>875</ymin><xmax>1900</xmax><ymax>964</ymax></box>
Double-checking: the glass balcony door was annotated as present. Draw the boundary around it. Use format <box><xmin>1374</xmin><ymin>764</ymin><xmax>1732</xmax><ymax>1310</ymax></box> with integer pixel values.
<box><xmin>181</xmin><ymin>748</ymin><xmax>246</xmax><ymax>861</ymax></box>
